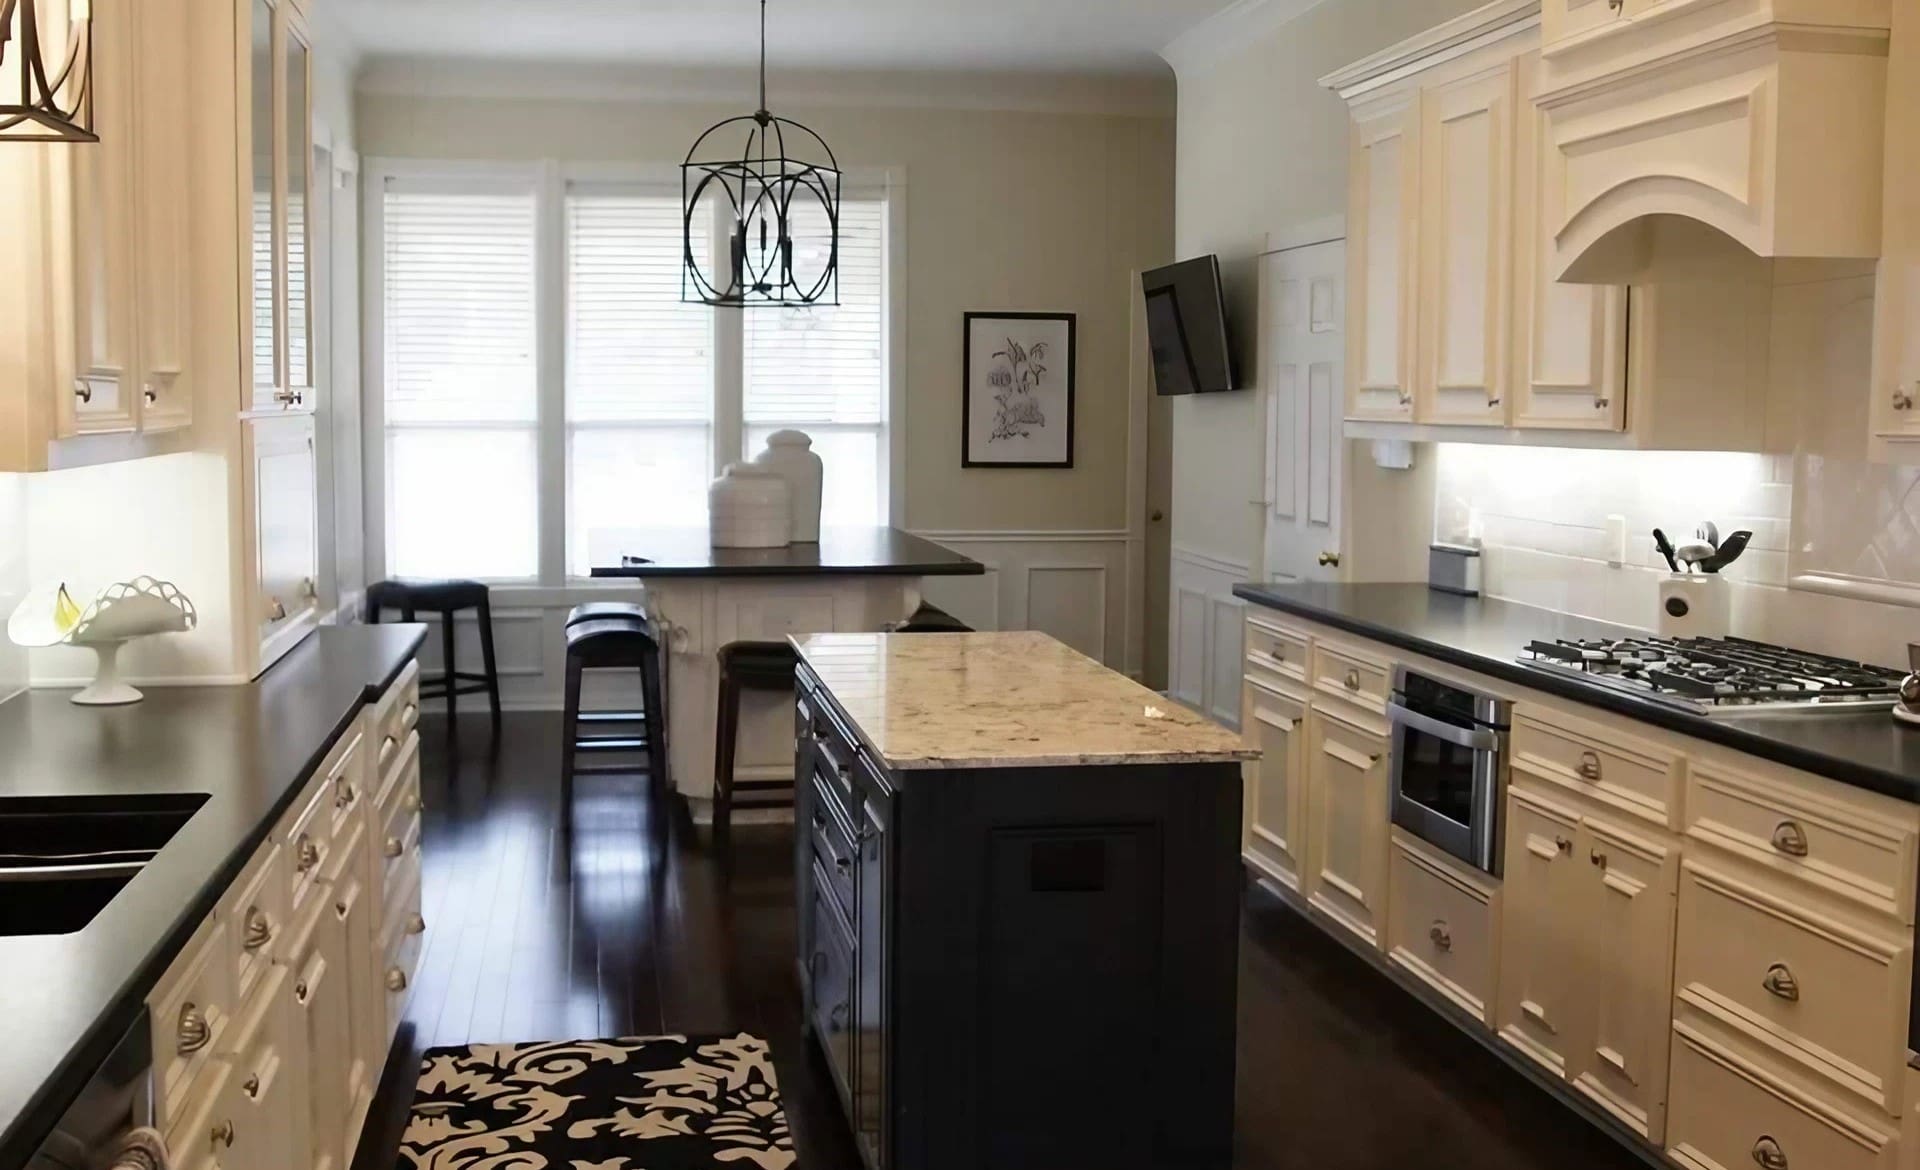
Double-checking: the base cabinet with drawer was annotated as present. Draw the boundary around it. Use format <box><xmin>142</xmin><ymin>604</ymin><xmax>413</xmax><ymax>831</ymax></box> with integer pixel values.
<box><xmin>1306</xmin><ymin>704</ymin><xmax>1393</xmax><ymax>951</ymax></box>
<box><xmin>145</xmin><ymin>657</ymin><xmax>422</xmax><ymax>1170</ymax></box>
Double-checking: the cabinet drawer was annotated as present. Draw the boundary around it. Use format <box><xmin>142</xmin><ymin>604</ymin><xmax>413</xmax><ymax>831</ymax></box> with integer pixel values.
<box><xmin>376</xmin><ymin>733</ymin><xmax>423</xmax><ymax>837</ymax></box>
<box><xmin>149</xmin><ymin>915</ymin><xmax>235</xmax><ymax>1131</ymax></box>
<box><xmin>1513</xmin><ymin>705</ymin><xmax>1680</xmax><ymax>827</ymax></box>
<box><xmin>380</xmin><ymin>868</ymin><xmax>425</xmax><ymax>1042</ymax></box>
<box><xmin>1675</xmin><ymin>860</ymin><xmax>1911</xmax><ymax>1113</ymax></box>
<box><xmin>321</xmin><ymin>729</ymin><xmax>367</xmax><ymax>841</ymax></box>
<box><xmin>375</xmin><ymin>658</ymin><xmax>420</xmax><ymax>746</ymax></box>
<box><xmin>1686</xmin><ymin>760</ymin><xmax>1918</xmax><ymax>924</ymax></box>
<box><xmin>807</xmin><ymin>864</ymin><xmax>856</xmax><ymax>1105</ymax></box>
<box><xmin>1245</xmin><ymin>615</ymin><xmax>1310</xmax><ymax>688</ymax></box>
<box><xmin>373</xmin><ymin>722</ymin><xmax>419</xmax><ymax>806</ymax></box>
<box><xmin>1667</xmin><ymin>1021</ymin><xmax>1898</xmax><ymax>1170</ymax></box>
<box><xmin>376</xmin><ymin>807</ymin><xmax>423</xmax><ymax>921</ymax></box>
<box><xmin>220</xmin><ymin>840</ymin><xmax>288</xmax><ymax>1011</ymax></box>
<box><xmin>280</xmin><ymin>773</ymin><xmax>335</xmax><ymax>921</ymax></box>
<box><xmin>160</xmin><ymin>1052</ymin><xmax>233</xmax><ymax>1170</ymax></box>
<box><xmin>810</xmin><ymin>772</ymin><xmax>857</xmax><ymax>922</ymax></box>
<box><xmin>1311</xmin><ymin>642</ymin><xmax>1391</xmax><ymax>716</ymax></box>
<box><xmin>1388</xmin><ymin>833</ymin><xmax>1499</xmax><ymax>1024</ymax></box>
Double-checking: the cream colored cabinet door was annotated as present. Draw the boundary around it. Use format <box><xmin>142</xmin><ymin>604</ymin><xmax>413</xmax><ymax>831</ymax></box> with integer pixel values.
<box><xmin>1574</xmin><ymin>814</ymin><xmax>1677</xmax><ymax>1144</ymax></box>
<box><xmin>1509</xmin><ymin>52</ymin><xmax>1627</xmax><ymax>432</ymax></box>
<box><xmin>1345</xmin><ymin>98</ymin><xmax>1418</xmax><ymax>422</ymax></box>
<box><xmin>1305</xmin><ymin>707</ymin><xmax>1391</xmax><ymax>950</ymax></box>
<box><xmin>244</xmin><ymin>0</ymin><xmax>315</xmax><ymax>413</ymax></box>
<box><xmin>1497</xmin><ymin>785</ymin><xmax>1587</xmax><ymax>1080</ymax></box>
<box><xmin>1542</xmin><ymin>0</ymin><xmax>1628</xmax><ymax>46</ymax></box>
<box><xmin>129</xmin><ymin>0</ymin><xmax>194</xmax><ymax>432</ymax></box>
<box><xmin>330</xmin><ymin>827</ymin><xmax>379</xmax><ymax>1137</ymax></box>
<box><xmin>1243</xmin><ymin>678</ymin><xmax>1308</xmax><ymax>896</ymax></box>
<box><xmin>249</xmin><ymin>415</ymin><xmax>319</xmax><ymax>672</ymax></box>
<box><xmin>286</xmin><ymin>903</ymin><xmax>351</xmax><ymax>1170</ymax></box>
<box><xmin>1416</xmin><ymin>63</ymin><xmax>1514</xmax><ymax>426</ymax></box>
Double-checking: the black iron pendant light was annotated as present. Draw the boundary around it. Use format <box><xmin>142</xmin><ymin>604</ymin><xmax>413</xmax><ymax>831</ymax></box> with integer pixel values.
<box><xmin>682</xmin><ymin>0</ymin><xmax>840</xmax><ymax>308</ymax></box>
<box><xmin>0</xmin><ymin>0</ymin><xmax>96</xmax><ymax>142</ymax></box>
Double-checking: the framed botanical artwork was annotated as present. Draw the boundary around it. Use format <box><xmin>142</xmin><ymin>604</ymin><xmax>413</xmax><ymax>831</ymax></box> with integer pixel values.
<box><xmin>962</xmin><ymin>312</ymin><xmax>1077</xmax><ymax>468</ymax></box>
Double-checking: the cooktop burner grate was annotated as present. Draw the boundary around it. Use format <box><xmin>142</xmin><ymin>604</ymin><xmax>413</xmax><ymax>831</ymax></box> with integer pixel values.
<box><xmin>1516</xmin><ymin>635</ymin><xmax>1905</xmax><ymax>716</ymax></box>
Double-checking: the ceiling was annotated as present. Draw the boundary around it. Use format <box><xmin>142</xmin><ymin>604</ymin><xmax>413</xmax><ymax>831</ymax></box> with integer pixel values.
<box><xmin>334</xmin><ymin>0</ymin><xmax>1236</xmax><ymax>77</ymax></box>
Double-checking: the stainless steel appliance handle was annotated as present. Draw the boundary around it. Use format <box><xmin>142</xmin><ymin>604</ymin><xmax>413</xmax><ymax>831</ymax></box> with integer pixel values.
<box><xmin>1387</xmin><ymin>700</ymin><xmax>1499</xmax><ymax>752</ymax></box>
<box><xmin>0</xmin><ymin>859</ymin><xmax>149</xmax><ymax>881</ymax></box>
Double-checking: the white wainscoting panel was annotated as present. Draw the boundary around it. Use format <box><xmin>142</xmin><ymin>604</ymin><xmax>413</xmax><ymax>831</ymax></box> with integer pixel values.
<box><xmin>1170</xmin><ymin>544</ymin><xmax>1251</xmax><ymax>730</ymax></box>
<box><xmin>912</xmin><ymin>531</ymin><xmax>1133</xmax><ymax>674</ymax></box>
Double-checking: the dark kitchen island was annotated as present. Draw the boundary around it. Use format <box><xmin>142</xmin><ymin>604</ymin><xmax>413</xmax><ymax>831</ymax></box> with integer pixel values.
<box><xmin>790</xmin><ymin>631</ymin><xmax>1256</xmax><ymax>1170</ymax></box>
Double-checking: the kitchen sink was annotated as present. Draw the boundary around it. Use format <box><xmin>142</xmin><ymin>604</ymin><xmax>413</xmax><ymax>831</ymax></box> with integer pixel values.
<box><xmin>0</xmin><ymin>793</ymin><xmax>210</xmax><ymax>936</ymax></box>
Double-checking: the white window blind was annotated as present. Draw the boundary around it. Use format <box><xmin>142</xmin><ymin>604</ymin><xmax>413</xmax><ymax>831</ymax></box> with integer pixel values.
<box><xmin>744</xmin><ymin>196</ymin><xmax>887</xmax><ymax>525</ymax></box>
<box><xmin>381</xmin><ymin>178</ymin><xmax>539</xmax><ymax>579</ymax></box>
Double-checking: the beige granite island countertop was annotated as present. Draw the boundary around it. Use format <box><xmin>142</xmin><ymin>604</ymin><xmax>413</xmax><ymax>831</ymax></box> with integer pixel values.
<box><xmin>792</xmin><ymin>630</ymin><xmax>1257</xmax><ymax>770</ymax></box>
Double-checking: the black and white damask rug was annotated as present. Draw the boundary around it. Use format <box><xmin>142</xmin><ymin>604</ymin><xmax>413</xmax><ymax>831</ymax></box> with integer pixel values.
<box><xmin>396</xmin><ymin>1032</ymin><xmax>797</xmax><ymax>1169</ymax></box>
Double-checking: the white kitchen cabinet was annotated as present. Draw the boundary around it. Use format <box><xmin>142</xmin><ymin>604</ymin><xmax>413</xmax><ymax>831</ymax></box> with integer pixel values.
<box><xmin>1242</xmin><ymin>675</ymin><xmax>1309</xmax><ymax>896</ymax></box>
<box><xmin>243</xmin><ymin>0</ymin><xmax>316</xmax><ymax>415</ymax></box>
<box><xmin>1540</xmin><ymin>0</ymin><xmax>1626</xmax><ymax>46</ymax></box>
<box><xmin>1415</xmin><ymin>61</ymin><xmax>1513</xmax><ymax>427</ymax></box>
<box><xmin>286</xmin><ymin>900</ymin><xmax>352</xmax><ymax>1170</ymax></box>
<box><xmin>249</xmin><ymin>415</ymin><xmax>320</xmax><ymax>672</ymax></box>
<box><xmin>1498</xmin><ymin>783</ymin><xmax>1586</xmax><ymax>1079</ymax></box>
<box><xmin>1305</xmin><ymin>704</ymin><xmax>1391</xmax><ymax>951</ymax></box>
<box><xmin>0</xmin><ymin>0</ymin><xmax>196</xmax><ymax>471</ymax></box>
<box><xmin>1342</xmin><ymin>100</ymin><xmax>1418</xmax><ymax>423</ymax></box>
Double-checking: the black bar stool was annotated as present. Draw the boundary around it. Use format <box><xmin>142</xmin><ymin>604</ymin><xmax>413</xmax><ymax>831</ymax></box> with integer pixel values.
<box><xmin>892</xmin><ymin>600</ymin><xmax>973</xmax><ymax>633</ymax></box>
<box><xmin>367</xmin><ymin>578</ymin><xmax>501</xmax><ymax>728</ymax></box>
<box><xmin>562</xmin><ymin>618</ymin><xmax>668</xmax><ymax>802</ymax></box>
<box><xmin>713</xmin><ymin>640</ymin><xmax>800</xmax><ymax>834</ymax></box>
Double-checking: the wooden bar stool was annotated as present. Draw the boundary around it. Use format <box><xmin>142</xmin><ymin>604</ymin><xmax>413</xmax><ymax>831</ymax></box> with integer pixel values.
<box><xmin>713</xmin><ymin>640</ymin><xmax>801</xmax><ymax>834</ymax></box>
<box><xmin>366</xmin><ymin>578</ymin><xmax>501</xmax><ymax>728</ymax></box>
<box><xmin>561</xmin><ymin>602</ymin><xmax>661</xmax><ymax>755</ymax></box>
<box><xmin>562</xmin><ymin>618</ymin><xmax>668</xmax><ymax>802</ymax></box>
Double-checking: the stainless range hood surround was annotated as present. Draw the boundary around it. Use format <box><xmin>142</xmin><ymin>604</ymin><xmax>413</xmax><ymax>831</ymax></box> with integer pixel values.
<box><xmin>1535</xmin><ymin>0</ymin><xmax>1890</xmax><ymax>285</ymax></box>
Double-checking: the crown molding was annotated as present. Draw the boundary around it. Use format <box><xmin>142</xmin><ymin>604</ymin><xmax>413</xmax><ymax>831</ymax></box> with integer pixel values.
<box><xmin>1318</xmin><ymin>0</ymin><xmax>1538</xmax><ymax>97</ymax></box>
<box><xmin>1160</xmin><ymin>0</ymin><xmax>1329</xmax><ymax>74</ymax></box>
<box><xmin>355</xmin><ymin>57</ymin><xmax>1175</xmax><ymax>118</ymax></box>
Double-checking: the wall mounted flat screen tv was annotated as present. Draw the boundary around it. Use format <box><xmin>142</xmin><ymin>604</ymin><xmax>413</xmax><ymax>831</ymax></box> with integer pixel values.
<box><xmin>1142</xmin><ymin>255</ymin><xmax>1240</xmax><ymax>395</ymax></box>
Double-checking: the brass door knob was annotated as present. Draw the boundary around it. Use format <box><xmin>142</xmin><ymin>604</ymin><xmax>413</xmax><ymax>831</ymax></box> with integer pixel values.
<box><xmin>1317</xmin><ymin>551</ymin><xmax>1342</xmax><ymax>567</ymax></box>
<box><xmin>177</xmin><ymin>1003</ymin><xmax>211</xmax><ymax>1054</ymax></box>
<box><xmin>243</xmin><ymin>906</ymin><xmax>272</xmax><ymax>951</ymax></box>
<box><xmin>1428</xmin><ymin>921</ymin><xmax>1452</xmax><ymax>952</ymax></box>
<box><xmin>386</xmin><ymin>967</ymin><xmax>408</xmax><ymax>992</ymax></box>
<box><xmin>384</xmin><ymin>836</ymin><xmax>403</xmax><ymax>859</ymax></box>
<box><xmin>1761</xmin><ymin>963</ymin><xmax>1800</xmax><ymax>1002</ymax></box>
<box><xmin>1770</xmin><ymin>820</ymin><xmax>1810</xmax><ymax>857</ymax></box>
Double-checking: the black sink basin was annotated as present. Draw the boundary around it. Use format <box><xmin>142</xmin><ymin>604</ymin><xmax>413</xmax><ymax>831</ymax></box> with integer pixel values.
<box><xmin>0</xmin><ymin>794</ymin><xmax>210</xmax><ymax>936</ymax></box>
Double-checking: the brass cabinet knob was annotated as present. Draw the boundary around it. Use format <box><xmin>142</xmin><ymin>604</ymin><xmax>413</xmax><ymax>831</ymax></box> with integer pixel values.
<box><xmin>334</xmin><ymin>778</ymin><xmax>356</xmax><ymax>809</ymax></box>
<box><xmin>1594</xmin><ymin>397</ymin><xmax>1611</xmax><ymax>409</ymax></box>
<box><xmin>407</xmin><ymin>912</ymin><xmax>427</xmax><ymax>936</ymax></box>
<box><xmin>142</xmin><ymin>385</ymin><xmax>157</xmax><ymax>405</ymax></box>
<box><xmin>209</xmin><ymin>1120</ymin><xmax>234</xmax><ymax>1149</ymax></box>
<box><xmin>1428</xmin><ymin>921</ymin><xmax>1452</xmax><ymax>952</ymax></box>
<box><xmin>1396</xmin><ymin>390</ymin><xmax>1413</xmax><ymax>406</ymax></box>
<box><xmin>1894</xmin><ymin>387</ymin><xmax>1916</xmax><ymax>412</ymax></box>
<box><xmin>295</xmin><ymin>834</ymin><xmax>320</xmax><ymax>873</ymax></box>
<box><xmin>177</xmin><ymin>1003</ymin><xmax>211</xmax><ymax>1054</ymax></box>
<box><xmin>1343</xmin><ymin>668</ymin><xmax>1361</xmax><ymax>692</ymax></box>
<box><xmin>1590</xmin><ymin>850</ymin><xmax>1608</xmax><ymax>870</ymax></box>
<box><xmin>1770</xmin><ymin>820</ymin><xmax>1810</xmax><ymax>858</ymax></box>
<box><xmin>1554</xmin><ymin>835</ymin><xmax>1572</xmax><ymax>855</ymax></box>
<box><xmin>73</xmin><ymin>381</ymin><xmax>92</xmax><ymax>404</ymax></box>
<box><xmin>267</xmin><ymin>597</ymin><xmax>287</xmax><ymax>621</ymax></box>
<box><xmin>1761</xmin><ymin>963</ymin><xmax>1800</xmax><ymax>1002</ymax></box>
<box><xmin>300</xmin><ymin>577</ymin><xmax>317</xmax><ymax>600</ymax></box>
<box><xmin>294</xmin><ymin>979</ymin><xmax>309</xmax><ymax>1003</ymax></box>
<box><xmin>242</xmin><ymin>1073</ymin><xmax>260</xmax><ymax>1098</ymax></box>
<box><xmin>335</xmin><ymin>898</ymin><xmax>349</xmax><ymax>918</ymax></box>
<box><xmin>1317</xmin><ymin>551</ymin><xmax>1342</xmax><ymax>567</ymax></box>
<box><xmin>1751</xmin><ymin>1136</ymin><xmax>1788</xmax><ymax>1169</ymax></box>
<box><xmin>384</xmin><ymin>836</ymin><xmax>403</xmax><ymax>859</ymax></box>
<box><xmin>404</xmin><ymin>791</ymin><xmax>422</xmax><ymax>813</ymax></box>
<box><xmin>242</xmin><ymin>906</ymin><xmax>272</xmax><ymax>951</ymax></box>
<box><xmin>1577</xmin><ymin>751</ymin><xmax>1602</xmax><ymax>781</ymax></box>
<box><xmin>386</xmin><ymin>967</ymin><xmax>409</xmax><ymax>992</ymax></box>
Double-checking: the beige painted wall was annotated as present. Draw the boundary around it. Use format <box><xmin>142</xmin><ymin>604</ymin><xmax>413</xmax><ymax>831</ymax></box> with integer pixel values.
<box><xmin>355</xmin><ymin>92</ymin><xmax>1176</xmax><ymax>533</ymax></box>
<box><xmin>1165</xmin><ymin>0</ymin><xmax>1488</xmax><ymax>568</ymax></box>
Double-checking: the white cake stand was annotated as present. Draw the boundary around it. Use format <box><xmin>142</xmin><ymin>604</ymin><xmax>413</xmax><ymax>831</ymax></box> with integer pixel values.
<box><xmin>7</xmin><ymin>577</ymin><xmax>197</xmax><ymax>705</ymax></box>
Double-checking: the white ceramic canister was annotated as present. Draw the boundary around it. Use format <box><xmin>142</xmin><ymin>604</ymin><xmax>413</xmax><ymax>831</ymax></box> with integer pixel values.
<box><xmin>1657</xmin><ymin>574</ymin><xmax>1731</xmax><ymax>638</ymax></box>
<box><xmin>754</xmin><ymin>429</ymin><xmax>824</xmax><ymax>542</ymax></box>
<box><xmin>709</xmin><ymin>463</ymin><xmax>793</xmax><ymax>549</ymax></box>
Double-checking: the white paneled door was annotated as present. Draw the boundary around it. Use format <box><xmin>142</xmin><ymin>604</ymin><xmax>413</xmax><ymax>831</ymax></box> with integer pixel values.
<box><xmin>1264</xmin><ymin>236</ymin><xmax>1345</xmax><ymax>584</ymax></box>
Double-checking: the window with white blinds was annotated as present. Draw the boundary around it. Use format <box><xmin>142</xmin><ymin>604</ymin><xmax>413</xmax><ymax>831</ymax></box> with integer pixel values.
<box><xmin>370</xmin><ymin>162</ymin><xmax>896</xmax><ymax>585</ymax></box>
<box><xmin>379</xmin><ymin>178</ymin><xmax>540</xmax><ymax>579</ymax></box>
<box><xmin>743</xmin><ymin>198</ymin><xmax>887</xmax><ymax>527</ymax></box>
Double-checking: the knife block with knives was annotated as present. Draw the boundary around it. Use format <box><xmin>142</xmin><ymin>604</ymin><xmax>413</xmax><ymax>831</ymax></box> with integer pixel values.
<box><xmin>1653</xmin><ymin>522</ymin><xmax>1748</xmax><ymax>637</ymax></box>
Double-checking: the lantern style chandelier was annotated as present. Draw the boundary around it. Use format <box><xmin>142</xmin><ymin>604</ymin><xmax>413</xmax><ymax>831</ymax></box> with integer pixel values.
<box><xmin>682</xmin><ymin>0</ymin><xmax>840</xmax><ymax>308</ymax></box>
<box><xmin>0</xmin><ymin>0</ymin><xmax>95</xmax><ymax>142</ymax></box>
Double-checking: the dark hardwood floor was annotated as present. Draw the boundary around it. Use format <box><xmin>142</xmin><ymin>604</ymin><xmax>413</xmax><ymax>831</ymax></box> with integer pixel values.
<box><xmin>353</xmin><ymin>711</ymin><xmax>1653</xmax><ymax>1170</ymax></box>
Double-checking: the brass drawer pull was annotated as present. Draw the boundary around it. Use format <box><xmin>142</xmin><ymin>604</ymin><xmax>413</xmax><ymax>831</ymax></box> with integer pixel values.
<box><xmin>404</xmin><ymin>790</ymin><xmax>422</xmax><ymax>814</ymax></box>
<box><xmin>386</xmin><ymin>967</ymin><xmax>409</xmax><ymax>992</ymax></box>
<box><xmin>1761</xmin><ymin>963</ymin><xmax>1800</xmax><ymax>1002</ymax></box>
<box><xmin>242</xmin><ymin>1073</ymin><xmax>260</xmax><ymax>1099</ymax></box>
<box><xmin>1428</xmin><ymin>921</ymin><xmax>1452</xmax><ymax>952</ymax></box>
<box><xmin>1577</xmin><ymin>751</ymin><xmax>1602</xmax><ymax>781</ymax></box>
<box><xmin>210</xmin><ymin>1120</ymin><xmax>235</xmax><ymax>1150</ymax></box>
<box><xmin>295</xmin><ymin>833</ymin><xmax>320</xmax><ymax>874</ymax></box>
<box><xmin>384</xmin><ymin>836</ymin><xmax>404</xmax><ymax>859</ymax></box>
<box><xmin>379</xmin><ymin>735</ymin><xmax>397</xmax><ymax>765</ymax></box>
<box><xmin>333</xmin><ymin>778</ymin><xmax>357</xmax><ymax>809</ymax></box>
<box><xmin>1343</xmin><ymin>668</ymin><xmax>1361</xmax><ymax>692</ymax></box>
<box><xmin>407</xmin><ymin>912</ymin><xmax>427</xmax><ymax>935</ymax></box>
<box><xmin>1554</xmin><ymin>835</ymin><xmax>1572</xmax><ymax>855</ymax></box>
<box><xmin>242</xmin><ymin>906</ymin><xmax>272</xmax><ymax>951</ymax></box>
<box><xmin>294</xmin><ymin>979</ymin><xmax>309</xmax><ymax>1003</ymax></box>
<box><xmin>1751</xmin><ymin>1136</ymin><xmax>1788</xmax><ymax>1169</ymax></box>
<box><xmin>177</xmin><ymin>1003</ymin><xmax>211</xmax><ymax>1054</ymax></box>
<box><xmin>1770</xmin><ymin>820</ymin><xmax>1810</xmax><ymax>858</ymax></box>
<box><xmin>1590</xmin><ymin>850</ymin><xmax>1607</xmax><ymax>870</ymax></box>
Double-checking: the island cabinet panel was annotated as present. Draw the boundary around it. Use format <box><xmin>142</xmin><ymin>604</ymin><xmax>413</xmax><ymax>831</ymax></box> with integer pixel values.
<box><xmin>795</xmin><ymin>666</ymin><xmax>1243</xmax><ymax>1170</ymax></box>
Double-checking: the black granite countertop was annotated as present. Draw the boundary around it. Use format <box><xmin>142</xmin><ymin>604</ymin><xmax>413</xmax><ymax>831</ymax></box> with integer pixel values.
<box><xmin>1233</xmin><ymin>582</ymin><xmax>1920</xmax><ymax>804</ymax></box>
<box><xmin>587</xmin><ymin>526</ymin><xmax>986</xmax><ymax>579</ymax></box>
<box><xmin>0</xmin><ymin>623</ymin><xmax>426</xmax><ymax>1167</ymax></box>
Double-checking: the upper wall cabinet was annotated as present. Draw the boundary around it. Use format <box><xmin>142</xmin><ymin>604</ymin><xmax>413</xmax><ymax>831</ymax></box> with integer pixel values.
<box><xmin>1534</xmin><ymin>0</ymin><xmax>1890</xmax><ymax>284</ymax></box>
<box><xmin>243</xmin><ymin>0</ymin><xmax>315</xmax><ymax>415</ymax></box>
<box><xmin>1324</xmin><ymin>1</ymin><xmax>1793</xmax><ymax>452</ymax></box>
<box><xmin>0</xmin><ymin>0</ymin><xmax>196</xmax><ymax>471</ymax></box>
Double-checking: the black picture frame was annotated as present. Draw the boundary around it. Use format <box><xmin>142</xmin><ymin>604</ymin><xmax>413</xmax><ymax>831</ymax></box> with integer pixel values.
<box><xmin>962</xmin><ymin>311</ymin><xmax>1077</xmax><ymax>469</ymax></box>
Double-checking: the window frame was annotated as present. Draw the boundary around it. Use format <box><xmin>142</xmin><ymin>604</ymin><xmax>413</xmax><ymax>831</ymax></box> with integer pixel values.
<box><xmin>362</xmin><ymin>157</ymin><xmax>907</xmax><ymax>589</ymax></box>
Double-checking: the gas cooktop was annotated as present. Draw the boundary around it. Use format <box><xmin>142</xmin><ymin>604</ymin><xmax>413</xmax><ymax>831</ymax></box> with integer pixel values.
<box><xmin>1517</xmin><ymin>635</ymin><xmax>1906</xmax><ymax>717</ymax></box>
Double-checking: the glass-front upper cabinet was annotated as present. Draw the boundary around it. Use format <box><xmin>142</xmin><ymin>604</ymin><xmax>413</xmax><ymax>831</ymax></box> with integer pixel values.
<box><xmin>244</xmin><ymin>0</ymin><xmax>314</xmax><ymax>413</ymax></box>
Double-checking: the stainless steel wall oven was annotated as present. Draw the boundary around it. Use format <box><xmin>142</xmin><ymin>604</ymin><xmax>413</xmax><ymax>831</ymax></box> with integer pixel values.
<box><xmin>1388</xmin><ymin>666</ymin><xmax>1511</xmax><ymax>876</ymax></box>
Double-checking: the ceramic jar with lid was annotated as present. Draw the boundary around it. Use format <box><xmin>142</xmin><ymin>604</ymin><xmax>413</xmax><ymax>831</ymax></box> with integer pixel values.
<box><xmin>709</xmin><ymin>463</ymin><xmax>792</xmax><ymax>548</ymax></box>
<box><xmin>753</xmin><ymin>429</ymin><xmax>824</xmax><ymax>542</ymax></box>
